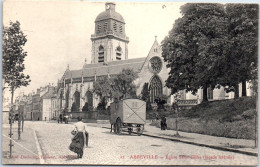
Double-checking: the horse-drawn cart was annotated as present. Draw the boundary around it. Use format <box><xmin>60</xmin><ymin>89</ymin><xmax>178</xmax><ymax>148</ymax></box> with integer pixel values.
<box><xmin>110</xmin><ymin>99</ymin><xmax>146</xmax><ymax>135</ymax></box>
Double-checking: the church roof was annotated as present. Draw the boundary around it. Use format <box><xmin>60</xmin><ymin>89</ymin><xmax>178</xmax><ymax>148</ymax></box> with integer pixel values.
<box><xmin>95</xmin><ymin>3</ymin><xmax>125</xmax><ymax>23</ymax></box>
<box><xmin>64</xmin><ymin>57</ymin><xmax>146</xmax><ymax>80</ymax></box>
<box><xmin>95</xmin><ymin>11</ymin><xmax>125</xmax><ymax>23</ymax></box>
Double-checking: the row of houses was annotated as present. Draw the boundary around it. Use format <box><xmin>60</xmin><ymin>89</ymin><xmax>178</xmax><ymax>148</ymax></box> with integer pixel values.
<box><xmin>13</xmin><ymin>84</ymin><xmax>59</xmax><ymax>121</ymax></box>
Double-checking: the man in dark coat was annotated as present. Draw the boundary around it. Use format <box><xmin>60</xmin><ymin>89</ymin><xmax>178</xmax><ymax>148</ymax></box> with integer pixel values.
<box><xmin>161</xmin><ymin>116</ymin><xmax>167</xmax><ymax>130</ymax></box>
<box><xmin>59</xmin><ymin>114</ymin><xmax>63</xmax><ymax>123</ymax></box>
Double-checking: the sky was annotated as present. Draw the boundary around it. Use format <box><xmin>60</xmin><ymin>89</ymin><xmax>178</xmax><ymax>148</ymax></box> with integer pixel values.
<box><xmin>3</xmin><ymin>0</ymin><xmax>185</xmax><ymax>99</ymax></box>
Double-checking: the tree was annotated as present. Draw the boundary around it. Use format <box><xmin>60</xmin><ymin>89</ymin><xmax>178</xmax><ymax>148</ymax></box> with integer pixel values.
<box><xmin>110</xmin><ymin>68</ymin><xmax>138</xmax><ymax>101</ymax></box>
<box><xmin>93</xmin><ymin>76</ymin><xmax>112</xmax><ymax>110</ymax></box>
<box><xmin>162</xmin><ymin>3</ymin><xmax>228</xmax><ymax>102</ymax></box>
<box><xmin>141</xmin><ymin>83</ymin><xmax>149</xmax><ymax>101</ymax></box>
<box><xmin>140</xmin><ymin>83</ymin><xmax>152</xmax><ymax>110</ymax></box>
<box><xmin>224</xmin><ymin>4</ymin><xmax>258</xmax><ymax>97</ymax></box>
<box><xmin>3</xmin><ymin>21</ymin><xmax>30</xmax><ymax>154</ymax></box>
<box><xmin>154</xmin><ymin>94</ymin><xmax>168</xmax><ymax>109</ymax></box>
<box><xmin>93</xmin><ymin>68</ymin><xmax>138</xmax><ymax>109</ymax></box>
<box><xmin>3</xmin><ymin>21</ymin><xmax>31</xmax><ymax>106</ymax></box>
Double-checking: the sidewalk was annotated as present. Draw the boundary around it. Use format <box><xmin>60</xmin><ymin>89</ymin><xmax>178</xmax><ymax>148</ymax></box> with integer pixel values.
<box><xmin>88</xmin><ymin>121</ymin><xmax>258</xmax><ymax>156</ymax></box>
<box><xmin>2</xmin><ymin>124</ymin><xmax>41</xmax><ymax>164</ymax></box>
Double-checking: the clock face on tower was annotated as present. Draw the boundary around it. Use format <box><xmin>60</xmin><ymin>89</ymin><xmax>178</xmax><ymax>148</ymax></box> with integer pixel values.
<box><xmin>106</xmin><ymin>5</ymin><xmax>110</xmax><ymax>10</ymax></box>
<box><xmin>148</xmin><ymin>56</ymin><xmax>162</xmax><ymax>74</ymax></box>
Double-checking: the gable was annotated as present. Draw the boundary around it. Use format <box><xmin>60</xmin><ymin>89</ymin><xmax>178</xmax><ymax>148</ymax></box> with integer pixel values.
<box><xmin>136</xmin><ymin>38</ymin><xmax>170</xmax><ymax>97</ymax></box>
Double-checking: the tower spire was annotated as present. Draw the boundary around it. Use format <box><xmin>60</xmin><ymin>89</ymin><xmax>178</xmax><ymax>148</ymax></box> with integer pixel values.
<box><xmin>155</xmin><ymin>35</ymin><xmax>158</xmax><ymax>41</ymax></box>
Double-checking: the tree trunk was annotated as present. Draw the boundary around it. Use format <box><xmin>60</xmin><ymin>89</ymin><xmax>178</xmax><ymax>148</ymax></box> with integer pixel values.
<box><xmin>9</xmin><ymin>87</ymin><xmax>14</xmax><ymax>158</ymax></box>
<box><xmin>11</xmin><ymin>88</ymin><xmax>14</xmax><ymax>106</ymax></box>
<box><xmin>242</xmin><ymin>80</ymin><xmax>247</xmax><ymax>97</ymax></box>
<box><xmin>203</xmin><ymin>87</ymin><xmax>208</xmax><ymax>102</ymax></box>
<box><xmin>234</xmin><ymin>84</ymin><xmax>239</xmax><ymax>99</ymax></box>
<box><xmin>2</xmin><ymin>79</ymin><xmax>6</xmax><ymax>106</ymax></box>
<box><xmin>22</xmin><ymin>115</ymin><xmax>24</xmax><ymax>132</ymax></box>
<box><xmin>10</xmin><ymin>88</ymin><xmax>14</xmax><ymax>123</ymax></box>
<box><xmin>18</xmin><ymin>111</ymin><xmax>21</xmax><ymax>140</ymax></box>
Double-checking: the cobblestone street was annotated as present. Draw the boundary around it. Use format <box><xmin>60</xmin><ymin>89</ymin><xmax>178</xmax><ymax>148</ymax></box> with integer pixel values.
<box><xmin>13</xmin><ymin>121</ymin><xmax>255</xmax><ymax>165</ymax></box>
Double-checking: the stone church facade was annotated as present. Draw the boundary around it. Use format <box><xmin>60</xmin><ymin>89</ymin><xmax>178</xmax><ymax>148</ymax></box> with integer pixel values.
<box><xmin>56</xmin><ymin>2</ymin><xmax>252</xmax><ymax>113</ymax></box>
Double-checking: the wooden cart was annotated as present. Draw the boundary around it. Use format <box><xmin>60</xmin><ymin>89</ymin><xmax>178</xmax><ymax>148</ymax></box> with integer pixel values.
<box><xmin>110</xmin><ymin>99</ymin><xmax>146</xmax><ymax>135</ymax></box>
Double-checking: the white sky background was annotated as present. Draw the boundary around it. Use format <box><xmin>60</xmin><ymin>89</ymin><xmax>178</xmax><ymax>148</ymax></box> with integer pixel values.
<box><xmin>3</xmin><ymin>0</ymin><xmax>184</xmax><ymax>99</ymax></box>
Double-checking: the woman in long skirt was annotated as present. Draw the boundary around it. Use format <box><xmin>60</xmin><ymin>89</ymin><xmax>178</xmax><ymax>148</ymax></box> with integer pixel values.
<box><xmin>69</xmin><ymin>116</ymin><xmax>87</xmax><ymax>158</ymax></box>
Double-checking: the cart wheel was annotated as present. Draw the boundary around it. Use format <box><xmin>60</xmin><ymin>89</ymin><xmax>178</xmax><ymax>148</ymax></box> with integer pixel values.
<box><xmin>113</xmin><ymin>123</ymin><xmax>117</xmax><ymax>134</ymax></box>
<box><xmin>137</xmin><ymin>124</ymin><xmax>144</xmax><ymax>136</ymax></box>
<box><xmin>128</xmin><ymin>128</ymin><xmax>132</xmax><ymax>135</ymax></box>
<box><xmin>116</xmin><ymin>118</ymin><xmax>122</xmax><ymax>135</ymax></box>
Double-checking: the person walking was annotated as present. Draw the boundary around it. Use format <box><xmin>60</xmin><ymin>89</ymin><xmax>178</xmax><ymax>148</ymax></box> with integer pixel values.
<box><xmin>161</xmin><ymin>116</ymin><xmax>167</xmax><ymax>130</ymax></box>
<box><xmin>64</xmin><ymin>115</ymin><xmax>69</xmax><ymax>124</ymax></box>
<box><xmin>59</xmin><ymin>114</ymin><xmax>62</xmax><ymax>123</ymax></box>
<box><xmin>69</xmin><ymin>116</ymin><xmax>87</xmax><ymax>158</ymax></box>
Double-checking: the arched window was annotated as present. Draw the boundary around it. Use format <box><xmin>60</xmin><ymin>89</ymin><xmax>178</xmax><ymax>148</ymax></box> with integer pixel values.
<box><xmin>85</xmin><ymin>91</ymin><xmax>93</xmax><ymax>108</ymax></box>
<box><xmin>72</xmin><ymin>91</ymin><xmax>80</xmax><ymax>112</ymax></box>
<box><xmin>149</xmin><ymin>75</ymin><xmax>163</xmax><ymax>103</ymax></box>
<box><xmin>116</xmin><ymin>46</ymin><xmax>122</xmax><ymax>60</ymax></box>
<box><xmin>82</xmin><ymin>90</ymin><xmax>93</xmax><ymax>112</ymax></box>
<box><xmin>98</xmin><ymin>45</ymin><xmax>104</xmax><ymax>63</ymax></box>
<box><xmin>65</xmin><ymin>89</ymin><xmax>69</xmax><ymax>109</ymax></box>
<box><xmin>59</xmin><ymin>91</ymin><xmax>63</xmax><ymax>109</ymax></box>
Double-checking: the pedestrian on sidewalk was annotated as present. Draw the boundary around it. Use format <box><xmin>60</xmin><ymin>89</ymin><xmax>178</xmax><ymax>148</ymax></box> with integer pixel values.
<box><xmin>161</xmin><ymin>116</ymin><xmax>167</xmax><ymax>130</ymax></box>
<box><xmin>64</xmin><ymin>115</ymin><xmax>69</xmax><ymax>124</ymax></box>
<box><xmin>69</xmin><ymin>116</ymin><xmax>88</xmax><ymax>159</ymax></box>
<box><xmin>59</xmin><ymin>114</ymin><xmax>62</xmax><ymax>123</ymax></box>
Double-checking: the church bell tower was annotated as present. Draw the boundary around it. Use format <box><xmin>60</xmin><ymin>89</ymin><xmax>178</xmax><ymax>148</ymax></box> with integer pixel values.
<box><xmin>91</xmin><ymin>2</ymin><xmax>129</xmax><ymax>64</ymax></box>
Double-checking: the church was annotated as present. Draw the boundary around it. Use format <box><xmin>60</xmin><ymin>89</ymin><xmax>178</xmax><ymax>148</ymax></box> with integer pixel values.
<box><xmin>56</xmin><ymin>2</ymin><xmax>251</xmax><ymax>113</ymax></box>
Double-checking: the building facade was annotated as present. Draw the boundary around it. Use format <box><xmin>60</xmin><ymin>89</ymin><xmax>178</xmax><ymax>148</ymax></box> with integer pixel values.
<box><xmin>57</xmin><ymin>2</ymin><xmax>253</xmax><ymax>114</ymax></box>
<box><xmin>28</xmin><ymin>85</ymin><xmax>57</xmax><ymax>121</ymax></box>
<box><xmin>57</xmin><ymin>2</ymin><xmax>173</xmax><ymax>113</ymax></box>
<box><xmin>42</xmin><ymin>86</ymin><xmax>57</xmax><ymax>121</ymax></box>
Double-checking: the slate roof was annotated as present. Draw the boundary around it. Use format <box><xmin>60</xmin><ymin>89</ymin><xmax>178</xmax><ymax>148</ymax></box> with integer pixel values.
<box><xmin>42</xmin><ymin>87</ymin><xmax>56</xmax><ymax>99</ymax></box>
<box><xmin>95</xmin><ymin>10</ymin><xmax>125</xmax><ymax>23</ymax></box>
<box><xmin>95</xmin><ymin>3</ymin><xmax>125</xmax><ymax>23</ymax></box>
<box><xmin>63</xmin><ymin>57</ymin><xmax>146</xmax><ymax>80</ymax></box>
